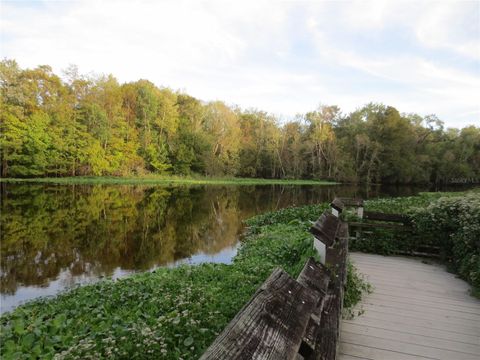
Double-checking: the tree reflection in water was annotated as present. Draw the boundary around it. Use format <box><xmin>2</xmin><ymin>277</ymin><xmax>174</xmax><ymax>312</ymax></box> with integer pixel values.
<box><xmin>0</xmin><ymin>183</ymin><xmax>424</xmax><ymax>312</ymax></box>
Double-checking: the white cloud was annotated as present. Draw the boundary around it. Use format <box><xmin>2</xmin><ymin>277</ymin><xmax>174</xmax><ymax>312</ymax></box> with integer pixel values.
<box><xmin>342</xmin><ymin>0</ymin><xmax>390</xmax><ymax>29</ymax></box>
<box><xmin>415</xmin><ymin>1</ymin><xmax>480</xmax><ymax>60</ymax></box>
<box><xmin>305</xmin><ymin>2</ymin><xmax>480</xmax><ymax>127</ymax></box>
<box><xmin>1</xmin><ymin>0</ymin><xmax>479</xmax><ymax>128</ymax></box>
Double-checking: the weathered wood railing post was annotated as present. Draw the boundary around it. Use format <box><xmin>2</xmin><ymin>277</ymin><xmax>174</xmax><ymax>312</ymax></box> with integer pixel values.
<box><xmin>200</xmin><ymin>206</ymin><xmax>349</xmax><ymax>360</ymax></box>
<box><xmin>310</xmin><ymin>211</ymin><xmax>339</xmax><ymax>265</ymax></box>
<box><xmin>330</xmin><ymin>198</ymin><xmax>344</xmax><ymax>218</ymax></box>
<box><xmin>330</xmin><ymin>197</ymin><xmax>364</xmax><ymax>240</ymax></box>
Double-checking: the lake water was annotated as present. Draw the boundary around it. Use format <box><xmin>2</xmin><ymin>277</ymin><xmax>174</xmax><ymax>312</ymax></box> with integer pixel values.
<box><xmin>0</xmin><ymin>182</ymin><xmax>460</xmax><ymax>313</ymax></box>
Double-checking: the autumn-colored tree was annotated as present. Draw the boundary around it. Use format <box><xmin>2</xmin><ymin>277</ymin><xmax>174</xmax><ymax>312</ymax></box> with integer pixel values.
<box><xmin>1</xmin><ymin>60</ymin><xmax>478</xmax><ymax>184</ymax></box>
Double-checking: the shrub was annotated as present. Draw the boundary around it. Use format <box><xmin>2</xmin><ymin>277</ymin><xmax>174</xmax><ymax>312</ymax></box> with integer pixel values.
<box><xmin>410</xmin><ymin>194</ymin><xmax>480</xmax><ymax>291</ymax></box>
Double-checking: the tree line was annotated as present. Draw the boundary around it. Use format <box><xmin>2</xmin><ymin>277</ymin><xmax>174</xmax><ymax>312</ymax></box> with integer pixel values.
<box><xmin>1</xmin><ymin>59</ymin><xmax>479</xmax><ymax>184</ymax></box>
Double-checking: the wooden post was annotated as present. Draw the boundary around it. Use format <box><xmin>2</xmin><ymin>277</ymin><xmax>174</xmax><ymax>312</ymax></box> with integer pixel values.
<box><xmin>309</xmin><ymin>211</ymin><xmax>339</xmax><ymax>248</ymax></box>
<box><xmin>357</xmin><ymin>204</ymin><xmax>364</xmax><ymax>219</ymax></box>
<box><xmin>310</xmin><ymin>210</ymin><xmax>340</xmax><ymax>264</ymax></box>
<box><xmin>330</xmin><ymin>198</ymin><xmax>344</xmax><ymax>218</ymax></box>
<box><xmin>313</xmin><ymin>236</ymin><xmax>327</xmax><ymax>265</ymax></box>
<box><xmin>356</xmin><ymin>203</ymin><xmax>363</xmax><ymax>241</ymax></box>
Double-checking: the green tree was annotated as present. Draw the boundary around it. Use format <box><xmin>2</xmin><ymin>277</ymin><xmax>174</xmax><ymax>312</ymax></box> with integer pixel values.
<box><xmin>203</xmin><ymin>101</ymin><xmax>241</xmax><ymax>176</ymax></box>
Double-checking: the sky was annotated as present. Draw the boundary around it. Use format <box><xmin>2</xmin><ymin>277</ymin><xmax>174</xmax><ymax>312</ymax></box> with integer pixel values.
<box><xmin>1</xmin><ymin>0</ymin><xmax>479</xmax><ymax>128</ymax></box>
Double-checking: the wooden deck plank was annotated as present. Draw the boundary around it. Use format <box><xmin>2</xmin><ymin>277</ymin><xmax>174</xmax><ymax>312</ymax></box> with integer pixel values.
<box><xmin>349</xmin><ymin>257</ymin><xmax>457</xmax><ymax>271</ymax></box>
<box><xmin>339</xmin><ymin>342</ymin><xmax>434</xmax><ymax>360</ymax></box>
<box><xmin>349</xmin><ymin>254</ymin><xmax>444</xmax><ymax>266</ymax></box>
<box><xmin>369</xmin><ymin>289</ymin><xmax>480</xmax><ymax>309</ymax></box>
<box><xmin>348</xmin><ymin>260</ymin><xmax>457</xmax><ymax>275</ymax></box>
<box><xmin>342</xmin><ymin>323</ymin><xmax>480</xmax><ymax>355</ymax></box>
<box><xmin>350</xmin><ymin>310</ymin><xmax>478</xmax><ymax>335</ymax></box>
<box><xmin>349</xmin><ymin>262</ymin><xmax>472</xmax><ymax>282</ymax></box>
<box><xmin>356</xmin><ymin>271</ymin><xmax>468</xmax><ymax>285</ymax></box>
<box><xmin>343</xmin><ymin>317</ymin><xmax>480</xmax><ymax>345</ymax></box>
<box><xmin>337</xmin><ymin>355</ymin><xmax>370</xmax><ymax>360</ymax></box>
<box><xmin>366</xmin><ymin>284</ymin><xmax>474</xmax><ymax>300</ymax></box>
<box><xmin>358</xmin><ymin>273</ymin><xmax>464</xmax><ymax>285</ymax></box>
<box><xmin>365</xmin><ymin>284</ymin><xmax>479</xmax><ymax>304</ymax></box>
<box><xmin>349</xmin><ymin>267</ymin><xmax>463</xmax><ymax>283</ymax></box>
<box><xmin>341</xmin><ymin>331</ymin><xmax>477</xmax><ymax>360</ymax></box>
<box><xmin>362</xmin><ymin>278</ymin><xmax>471</xmax><ymax>294</ymax></box>
<box><xmin>357</xmin><ymin>304</ymin><xmax>480</xmax><ymax>329</ymax></box>
<box><xmin>364</xmin><ymin>293</ymin><xmax>480</xmax><ymax>314</ymax></box>
<box><xmin>360</xmin><ymin>298</ymin><xmax>480</xmax><ymax>321</ymax></box>
<box><xmin>359</xmin><ymin>273</ymin><xmax>479</xmax><ymax>301</ymax></box>
<box><xmin>339</xmin><ymin>253</ymin><xmax>480</xmax><ymax>360</ymax></box>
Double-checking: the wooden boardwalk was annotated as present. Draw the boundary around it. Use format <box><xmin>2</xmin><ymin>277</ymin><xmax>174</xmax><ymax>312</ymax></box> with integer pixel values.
<box><xmin>339</xmin><ymin>253</ymin><xmax>480</xmax><ymax>360</ymax></box>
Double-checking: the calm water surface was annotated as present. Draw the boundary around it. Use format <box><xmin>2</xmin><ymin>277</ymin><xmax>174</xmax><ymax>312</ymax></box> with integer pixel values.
<box><xmin>0</xmin><ymin>183</ymin><xmax>452</xmax><ymax>313</ymax></box>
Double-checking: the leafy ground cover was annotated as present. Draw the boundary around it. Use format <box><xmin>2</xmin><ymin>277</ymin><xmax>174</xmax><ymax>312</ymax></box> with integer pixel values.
<box><xmin>0</xmin><ymin>207</ymin><xmax>367</xmax><ymax>359</ymax></box>
<box><xmin>0</xmin><ymin>176</ymin><xmax>337</xmax><ymax>186</ymax></box>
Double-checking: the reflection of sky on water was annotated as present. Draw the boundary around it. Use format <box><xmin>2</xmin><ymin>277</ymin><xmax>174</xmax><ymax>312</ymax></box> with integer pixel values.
<box><xmin>0</xmin><ymin>267</ymin><xmax>136</xmax><ymax>314</ymax></box>
<box><xmin>0</xmin><ymin>244</ymin><xmax>239</xmax><ymax>314</ymax></box>
<box><xmin>175</xmin><ymin>243</ymin><xmax>239</xmax><ymax>266</ymax></box>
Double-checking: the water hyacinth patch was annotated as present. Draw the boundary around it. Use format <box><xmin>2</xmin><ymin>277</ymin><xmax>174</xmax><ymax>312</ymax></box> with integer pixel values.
<box><xmin>244</xmin><ymin>203</ymin><xmax>330</xmax><ymax>234</ymax></box>
<box><xmin>0</xmin><ymin>209</ymin><xmax>368</xmax><ymax>359</ymax></box>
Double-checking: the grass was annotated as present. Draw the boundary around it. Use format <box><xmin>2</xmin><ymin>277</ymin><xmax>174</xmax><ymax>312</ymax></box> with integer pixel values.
<box><xmin>0</xmin><ymin>176</ymin><xmax>338</xmax><ymax>186</ymax></box>
<box><xmin>0</xmin><ymin>205</ymin><xmax>367</xmax><ymax>360</ymax></box>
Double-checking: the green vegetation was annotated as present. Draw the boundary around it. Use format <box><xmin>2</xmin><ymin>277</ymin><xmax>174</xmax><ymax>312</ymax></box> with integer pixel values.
<box><xmin>0</xmin><ymin>176</ymin><xmax>336</xmax><ymax>186</ymax></box>
<box><xmin>412</xmin><ymin>193</ymin><xmax>480</xmax><ymax>294</ymax></box>
<box><xmin>1</xmin><ymin>60</ymin><xmax>479</xmax><ymax>183</ymax></box>
<box><xmin>0</xmin><ymin>206</ymin><xmax>369</xmax><ymax>359</ymax></box>
<box><xmin>344</xmin><ymin>261</ymin><xmax>373</xmax><ymax>317</ymax></box>
<box><xmin>347</xmin><ymin>190</ymin><xmax>480</xmax><ymax>296</ymax></box>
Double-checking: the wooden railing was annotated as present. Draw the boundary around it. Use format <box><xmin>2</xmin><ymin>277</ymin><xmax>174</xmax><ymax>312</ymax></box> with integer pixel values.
<box><xmin>331</xmin><ymin>197</ymin><xmax>439</xmax><ymax>257</ymax></box>
<box><xmin>200</xmin><ymin>209</ymin><xmax>349</xmax><ymax>360</ymax></box>
<box><xmin>200</xmin><ymin>196</ymin><xmax>444</xmax><ymax>359</ymax></box>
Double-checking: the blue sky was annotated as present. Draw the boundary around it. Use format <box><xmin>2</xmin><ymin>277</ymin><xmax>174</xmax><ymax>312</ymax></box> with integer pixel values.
<box><xmin>1</xmin><ymin>0</ymin><xmax>479</xmax><ymax>128</ymax></box>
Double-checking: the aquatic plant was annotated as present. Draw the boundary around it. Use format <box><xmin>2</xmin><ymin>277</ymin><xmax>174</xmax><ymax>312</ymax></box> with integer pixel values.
<box><xmin>0</xmin><ymin>210</ymin><xmax>367</xmax><ymax>359</ymax></box>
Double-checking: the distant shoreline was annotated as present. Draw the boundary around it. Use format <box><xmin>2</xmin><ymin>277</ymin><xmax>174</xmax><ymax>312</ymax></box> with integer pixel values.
<box><xmin>0</xmin><ymin>176</ymin><xmax>339</xmax><ymax>186</ymax></box>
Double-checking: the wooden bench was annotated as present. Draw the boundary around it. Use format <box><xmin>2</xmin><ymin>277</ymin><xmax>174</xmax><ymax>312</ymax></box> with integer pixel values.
<box><xmin>200</xmin><ymin>210</ymin><xmax>349</xmax><ymax>360</ymax></box>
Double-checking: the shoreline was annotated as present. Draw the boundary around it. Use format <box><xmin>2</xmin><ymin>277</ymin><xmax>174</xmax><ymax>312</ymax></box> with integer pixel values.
<box><xmin>0</xmin><ymin>176</ymin><xmax>339</xmax><ymax>186</ymax></box>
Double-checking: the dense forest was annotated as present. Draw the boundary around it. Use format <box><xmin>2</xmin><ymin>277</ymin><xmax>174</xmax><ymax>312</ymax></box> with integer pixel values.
<box><xmin>1</xmin><ymin>59</ymin><xmax>479</xmax><ymax>184</ymax></box>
